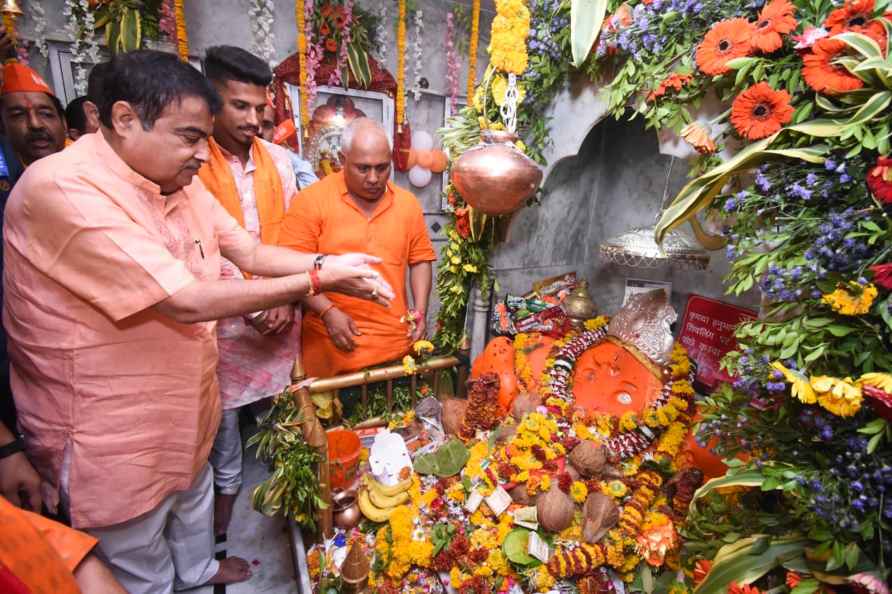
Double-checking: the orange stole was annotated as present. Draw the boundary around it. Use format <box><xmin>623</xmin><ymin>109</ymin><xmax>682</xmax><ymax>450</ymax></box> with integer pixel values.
<box><xmin>198</xmin><ymin>138</ymin><xmax>286</xmax><ymax>247</ymax></box>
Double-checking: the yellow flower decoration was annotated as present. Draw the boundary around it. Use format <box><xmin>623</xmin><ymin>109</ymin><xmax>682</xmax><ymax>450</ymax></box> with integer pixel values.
<box><xmin>570</xmin><ymin>481</ymin><xmax>589</xmax><ymax>503</ymax></box>
<box><xmin>488</xmin><ymin>0</ymin><xmax>531</xmax><ymax>74</ymax></box>
<box><xmin>402</xmin><ymin>355</ymin><xmax>417</xmax><ymax>375</ymax></box>
<box><xmin>811</xmin><ymin>376</ymin><xmax>862</xmax><ymax>417</ymax></box>
<box><xmin>822</xmin><ymin>282</ymin><xmax>878</xmax><ymax>315</ymax></box>
<box><xmin>619</xmin><ymin>412</ymin><xmax>638</xmax><ymax>432</ymax></box>
<box><xmin>771</xmin><ymin>362</ymin><xmax>816</xmax><ymax>404</ymax></box>
<box><xmin>413</xmin><ymin>340</ymin><xmax>435</xmax><ymax>355</ymax></box>
<box><xmin>585</xmin><ymin>316</ymin><xmax>610</xmax><ymax>331</ymax></box>
<box><xmin>604</xmin><ymin>479</ymin><xmax>629</xmax><ymax>498</ymax></box>
<box><xmin>463</xmin><ymin>263</ymin><xmax>478</xmax><ymax>273</ymax></box>
<box><xmin>858</xmin><ymin>372</ymin><xmax>892</xmax><ymax>392</ymax></box>
<box><xmin>491</xmin><ymin>75</ymin><xmax>526</xmax><ymax>106</ymax></box>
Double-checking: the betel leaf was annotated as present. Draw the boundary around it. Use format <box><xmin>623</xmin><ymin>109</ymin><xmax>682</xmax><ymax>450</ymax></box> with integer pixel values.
<box><xmin>502</xmin><ymin>528</ymin><xmax>538</xmax><ymax>566</ymax></box>
<box><xmin>413</xmin><ymin>439</ymin><xmax>469</xmax><ymax>477</ymax></box>
<box><xmin>570</xmin><ymin>0</ymin><xmax>608</xmax><ymax>68</ymax></box>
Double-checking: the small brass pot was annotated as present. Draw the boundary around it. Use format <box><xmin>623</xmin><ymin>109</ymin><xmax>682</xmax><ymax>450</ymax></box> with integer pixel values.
<box><xmin>332</xmin><ymin>490</ymin><xmax>361</xmax><ymax>531</ymax></box>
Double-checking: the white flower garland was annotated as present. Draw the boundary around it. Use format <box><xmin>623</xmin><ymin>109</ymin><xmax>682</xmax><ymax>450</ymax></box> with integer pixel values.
<box><xmin>374</xmin><ymin>2</ymin><xmax>388</xmax><ymax>62</ymax></box>
<box><xmin>63</xmin><ymin>0</ymin><xmax>89</xmax><ymax>95</ymax></box>
<box><xmin>247</xmin><ymin>0</ymin><xmax>276</xmax><ymax>67</ymax></box>
<box><xmin>410</xmin><ymin>8</ymin><xmax>423</xmax><ymax>102</ymax></box>
<box><xmin>29</xmin><ymin>0</ymin><xmax>49</xmax><ymax>58</ymax></box>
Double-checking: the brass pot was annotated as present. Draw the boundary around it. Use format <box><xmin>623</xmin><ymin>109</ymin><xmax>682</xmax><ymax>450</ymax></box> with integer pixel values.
<box><xmin>332</xmin><ymin>491</ymin><xmax>361</xmax><ymax>531</ymax></box>
<box><xmin>451</xmin><ymin>130</ymin><xmax>543</xmax><ymax>216</ymax></box>
<box><xmin>563</xmin><ymin>280</ymin><xmax>596</xmax><ymax>326</ymax></box>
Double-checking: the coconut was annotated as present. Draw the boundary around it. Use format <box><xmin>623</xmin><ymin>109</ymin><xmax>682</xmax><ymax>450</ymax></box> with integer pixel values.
<box><xmin>441</xmin><ymin>398</ymin><xmax>468</xmax><ymax>436</ymax></box>
<box><xmin>569</xmin><ymin>440</ymin><xmax>606</xmax><ymax>478</ymax></box>
<box><xmin>582</xmin><ymin>492</ymin><xmax>619</xmax><ymax>543</ymax></box>
<box><xmin>509</xmin><ymin>484</ymin><xmax>534</xmax><ymax>506</ymax></box>
<box><xmin>536</xmin><ymin>484</ymin><xmax>575</xmax><ymax>533</ymax></box>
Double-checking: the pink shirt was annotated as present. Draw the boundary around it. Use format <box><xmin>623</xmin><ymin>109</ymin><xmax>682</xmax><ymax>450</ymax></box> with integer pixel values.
<box><xmin>3</xmin><ymin>132</ymin><xmax>254</xmax><ymax>529</ymax></box>
<box><xmin>215</xmin><ymin>139</ymin><xmax>302</xmax><ymax>410</ymax></box>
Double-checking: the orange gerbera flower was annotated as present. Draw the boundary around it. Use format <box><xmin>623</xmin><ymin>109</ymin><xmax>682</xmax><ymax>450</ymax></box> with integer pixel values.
<box><xmin>730</xmin><ymin>82</ymin><xmax>793</xmax><ymax>140</ymax></box>
<box><xmin>824</xmin><ymin>0</ymin><xmax>875</xmax><ymax>35</ymax></box>
<box><xmin>647</xmin><ymin>73</ymin><xmax>694</xmax><ymax>102</ymax></box>
<box><xmin>696</xmin><ymin>18</ymin><xmax>754</xmax><ymax>76</ymax></box>
<box><xmin>802</xmin><ymin>37</ymin><xmax>865</xmax><ymax>94</ymax></box>
<box><xmin>753</xmin><ymin>0</ymin><xmax>797</xmax><ymax>53</ymax></box>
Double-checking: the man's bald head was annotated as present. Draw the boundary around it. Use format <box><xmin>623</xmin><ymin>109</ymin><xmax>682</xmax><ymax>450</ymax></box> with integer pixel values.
<box><xmin>339</xmin><ymin>117</ymin><xmax>393</xmax><ymax>203</ymax></box>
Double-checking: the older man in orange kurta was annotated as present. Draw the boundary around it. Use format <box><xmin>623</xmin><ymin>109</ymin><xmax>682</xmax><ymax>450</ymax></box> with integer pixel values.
<box><xmin>279</xmin><ymin>118</ymin><xmax>436</xmax><ymax>377</ymax></box>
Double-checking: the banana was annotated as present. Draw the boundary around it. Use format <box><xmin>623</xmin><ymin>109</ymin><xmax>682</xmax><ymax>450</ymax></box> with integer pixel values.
<box><xmin>358</xmin><ymin>489</ymin><xmax>394</xmax><ymax>523</ymax></box>
<box><xmin>364</xmin><ymin>475</ymin><xmax>413</xmax><ymax>497</ymax></box>
<box><xmin>368</xmin><ymin>486</ymin><xmax>409</xmax><ymax>509</ymax></box>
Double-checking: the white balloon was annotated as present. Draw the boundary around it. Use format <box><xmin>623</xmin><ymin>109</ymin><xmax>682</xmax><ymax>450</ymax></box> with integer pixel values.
<box><xmin>412</xmin><ymin>130</ymin><xmax>434</xmax><ymax>151</ymax></box>
<box><xmin>408</xmin><ymin>165</ymin><xmax>432</xmax><ymax>187</ymax></box>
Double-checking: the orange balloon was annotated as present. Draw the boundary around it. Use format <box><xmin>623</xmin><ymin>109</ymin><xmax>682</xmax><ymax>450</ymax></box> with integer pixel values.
<box><xmin>571</xmin><ymin>342</ymin><xmax>663</xmax><ymax>417</ymax></box>
<box><xmin>471</xmin><ymin>337</ymin><xmax>519</xmax><ymax>416</ymax></box>
<box><xmin>415</xmin><ymin>149</ymin><xmax>434</xmax><ymax>170</ymax></box>
<box><xmin>428</xmin><ymin>149</ymin><xmax>449</xmax><ymax>173</ymax></box>
<box><xmin>406</xmin><ymin>148</ymin><xmax>418</xmax><ymax>169</ymax></box>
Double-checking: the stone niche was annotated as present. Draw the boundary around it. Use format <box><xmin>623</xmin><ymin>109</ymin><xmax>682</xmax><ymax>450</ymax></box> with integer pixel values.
<box><xmin>470</xmin><ymin>81</ymin><xmax>758</xmax><ymax>356</ymax></box>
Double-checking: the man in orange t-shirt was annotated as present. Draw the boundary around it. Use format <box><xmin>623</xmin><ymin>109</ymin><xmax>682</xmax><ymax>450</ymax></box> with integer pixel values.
<box><xmin>279</xmin><ymin>117</ymin><xmax>437</xmax><ymax>377</ymax></box>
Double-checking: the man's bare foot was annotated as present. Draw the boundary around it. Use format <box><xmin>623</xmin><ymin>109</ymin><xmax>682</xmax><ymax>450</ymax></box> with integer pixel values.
<box><xmin>214</xmin><ymin>493</ymin><xmax>238</xmax><ymax>536</ymax></box>
<box><xmin>207</xmin><ymin>557</ymin><xmax>252</xmax><ymax>585</ymax></box>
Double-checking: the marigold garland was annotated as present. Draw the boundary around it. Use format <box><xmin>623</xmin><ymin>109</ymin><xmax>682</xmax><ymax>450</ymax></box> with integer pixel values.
<box><xmin>174</xmin><ymin>0</ymin><xmax>189</xmax><ymax>62</ymax></box>
<box><xmin>2</xmin><ymin>14</ymin><xmax>15</xmax><ymax>43</ymax></box>
<box><xmin>297</xmin><ymin>0</ymin><xmax>310</xmax><ymax>138</ymax></box>
<box><xmin>467</xmin><ymin>0</ymin><xmax>481</xmax><ymax>101</ymax></box>
<box><xmin>396</xmin><ymin>0</ymin><xmax>406</xmax><ymax>126</ymax></box>
<box><xmin>488</xmin><ymin>0</ymin><xmax>530</xmax><ymax>75</ymax></box>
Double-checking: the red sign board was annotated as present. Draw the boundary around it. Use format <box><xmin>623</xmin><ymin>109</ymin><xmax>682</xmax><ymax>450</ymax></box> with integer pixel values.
<box><xmin>677</xmin><ymin>295</ymin><xmax>757</xmax><ymax>391</ymax></box>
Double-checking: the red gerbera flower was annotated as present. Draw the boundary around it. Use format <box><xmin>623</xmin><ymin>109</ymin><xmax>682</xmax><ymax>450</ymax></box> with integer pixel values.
<box><xmin>647</xmin><ymin>73</ymin><xmax>694</xmax><ymax>102</ymax></box>
<box><xmin>753</xmin><ymin>0</ymin><xmax>798</xmax><ymax>53</ymax></box>
<box><xmin>824</xmin><ymin>0</ymin><xmax>876</xmax><ymax>35</ymax></box>
<box><xmin>867</xmin><ymin>156</ymin><xmax>892</xmax><ymax>203</ymax></box>
<box><xmin>728</xmin><ymin>582</ymin><xmax>765</xmax><ymax>594</ymax></box>
<box><xmin>696</xmin><ymin>18</ymin><xmax>754</xmax><ymax>76</ymax></box>
<box><xmin>786</xmin><ymin>572</ymin><xmax>802</xmax><ymax>589</ymax></box>
<box><xmin>871</xmin><ymin>263</ymin><xmax>892</xmax><ymax>290</ymax></box>
<box><xmin>730</xmin><ymin>82</ymin><xmax>794</xmax><ymax>140</ymax></box>
<box><xmin>693</xmin><ymin>559</ymin><xmax>712</xmax><ymax>585</ymax></box>
<box><xmin>862</xmin><ymin>385</ymin><xmax>892</xmax><ymax>422</ymax></box>
<box><xmin>455</xmin><ymin>208</ymin><xmax>471</xmax><ymax>239</ymax></box>
<box><xmin>802</xmin><ymin>37</ymin><xmax>865</xmax><ymax>94</ymax></box>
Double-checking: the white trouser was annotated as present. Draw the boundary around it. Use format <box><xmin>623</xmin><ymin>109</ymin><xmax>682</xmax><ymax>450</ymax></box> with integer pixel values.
<box><xmin>209</xmin><ymin>407</ymin><xmax>243</xmax><ymax>495</ymax></box>
<box><xmin>86</xmin><ymin>463</ymin><xmax>220</xmax><ymax>594</ymax></box>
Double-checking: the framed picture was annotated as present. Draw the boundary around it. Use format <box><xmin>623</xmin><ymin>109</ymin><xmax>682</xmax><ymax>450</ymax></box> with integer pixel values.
<box><xmin>286</xmin><ymin>83</ymin><xmax>394</xmax><ymax>179</ymax></box>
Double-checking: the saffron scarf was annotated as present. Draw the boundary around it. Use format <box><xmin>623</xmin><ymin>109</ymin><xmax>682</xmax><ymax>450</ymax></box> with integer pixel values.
<box><xmin>198</xmin><ymin>137</ymin><xmax>285</xmax><ymax>247</ymax></box>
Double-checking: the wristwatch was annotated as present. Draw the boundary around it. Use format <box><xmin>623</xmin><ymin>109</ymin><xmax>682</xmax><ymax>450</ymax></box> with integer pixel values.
<box><xmin>0</xmin><ymin>437</ymin><xmax>24</xmax><ymax>460</ymax></box>
<box><xmin>314</xmin><ymin>254</ymin><xmax>327</xmax><ymax>270</ymax></box>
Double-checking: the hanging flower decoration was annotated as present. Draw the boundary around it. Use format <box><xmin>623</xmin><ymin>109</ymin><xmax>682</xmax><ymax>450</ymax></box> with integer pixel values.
<box><xmin>248</xmin><ymin>0</ymin><xmax>276</xmax><ymax>67</ymax></box>
<box><xmin>751</xmin><ymin>0</ymin><xmax>796</xmax><ymax>53</ymax></box>
<box><xmin>327</xmin><ymin>0</ymin><xmax>352</xmax><ymax>86</ymax></box>
<box><xmin>410</xmin><ymin>8</ymin><xmax>424</xmax><ymax>102</ymax></box>
<box><xmin>63</xmin><ymin>0</ymin><xmax>91</xmax><ymax>95</ymax></box>
<box><xmin>304</xmin><ymin>0</ymin><xmax>321</xmax><ymax>110</ymax></box>
<box><xmin>488</xmin><ymin>0</ymin><xmax>530</xmax><ymax>75</ymax></box>
<box><xmin>174</xmin><ymin>0</ymin><xmax>189</xmax><ymax>62</ymax></box>
<box><xmin>695</xmin><ymin>18</ymin><xmax>753</xmax><ymax>76</ymax></box>
<box><xmin>730</xmin><ymin>82</ymin><xmax>793</xmax><ymax>140</ymax></box>
<box><xmin>445</xmin><ymin>9</ymin><xmax>460</xmax><ymax>113</ymax></box>
<box><xmin>297</xmin><ymin>0</ymin><xmax>310</xmax><ymax>136</ymax></box>
<box><xmin>27</xmin><ymin>1</ymin><xmax>50</xmax><ymax>58</ymax></box>
<box><xmin>159</xmin><ymin>0</ymin><xmax>176</xmax><ymax>42</ymax></box>
<box><xmin>396</xmin><ymin>0</ymin><xmax>406</xmax><ymax>126</ymax></box>
<box><xmin>467</xmin><ymin>0</ymin><xmax>480</xmax><ymax>101</ymax></box>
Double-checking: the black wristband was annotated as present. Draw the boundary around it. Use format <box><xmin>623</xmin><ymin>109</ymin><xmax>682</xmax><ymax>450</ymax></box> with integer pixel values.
<box><xmin>0</xmin><ymin>438</ymin><xmax>24</xmax><ymax>460</ymax></box>
<box><xmin>314</xmin><ymin>254</ymin><xmax>327</xmax><ymax>270</ymax></box>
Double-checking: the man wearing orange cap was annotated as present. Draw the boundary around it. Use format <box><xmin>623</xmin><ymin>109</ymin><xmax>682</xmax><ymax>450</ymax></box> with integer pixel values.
<box><xmin>0</xmin><ymin>61</ymin><xmax>67</xmax><ymax>168</ymax></box>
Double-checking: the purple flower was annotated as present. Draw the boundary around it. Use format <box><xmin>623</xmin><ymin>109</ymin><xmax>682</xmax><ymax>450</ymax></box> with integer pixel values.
<box><xmin>789</xmin><ymin>182</ymin><xmax>812</xmax><ymax>200</ymax></box>
<box><xmin>805</xmin><ymin>173</ymin><xmax>819</xmax><ymax>186</ymax></box>
<box><xmin>824</xmin><ymin>158</ymin><xmax>837</xmax><ymax>171</ymax></box>
<box><xmin>755</xmin><ymin>172</ymin><xmax>772</xmax><ymax>192</ymax></box>
<box><xmin>840</xmin><ymin>173</ymin><xmax>852</xmax><ymax>183</ymax></box>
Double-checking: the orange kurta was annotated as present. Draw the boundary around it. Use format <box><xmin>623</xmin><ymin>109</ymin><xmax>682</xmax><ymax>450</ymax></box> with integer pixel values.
<box><xmin>278</xmin><ymin>171</ymin><xmax>436</xmax><ymax>377</ymax></box>
<box><xmin>3</xmin><ymin>132</ymin><xmax>253</xmax><ymax>528</ymax></box>
<box><xmin>0</xmin><ymin>496</ymin><xmax>96</xmax><ymax>594</ymax></box>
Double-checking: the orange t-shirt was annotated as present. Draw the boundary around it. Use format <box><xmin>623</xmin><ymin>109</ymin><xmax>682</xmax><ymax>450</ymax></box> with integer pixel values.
<box><xmin>0</xmin><ymin>496</ymin><xmax>96</xmax><ymax>593</ymax></box>
<box><xmin>278</xmin><ymin>171</ymin><xmax>436</xmax><ymax>377</ymax></box>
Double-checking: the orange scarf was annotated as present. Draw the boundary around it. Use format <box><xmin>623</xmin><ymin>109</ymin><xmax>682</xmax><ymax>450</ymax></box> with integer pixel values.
<box><xmin>199</xmin><ymin>137</ymin><xmax>285</xmax><ymax>246</ymax></box>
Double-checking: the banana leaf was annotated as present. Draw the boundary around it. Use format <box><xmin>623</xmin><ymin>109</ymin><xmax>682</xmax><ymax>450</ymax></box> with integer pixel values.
<box><xmin>654</xmin><ymin>135</ymin><xmax>828</xmax><ymax>243</ymax></box>
<box><xmin>121</xmin><ymin>8</ymin><xmax>142</xmax><ymax>53</ymax></box>
<box><xmin>570</xmin><ymin>0</ymin><xmax>608</xmax><ymax>68</ymax></box>
<box><xmin>347</xmin><ymin>42</ymin><xmax>371</xmax><ymax>88</ymax></box>
<box><xmin>836</xmin><ymin>31</ymin><xmax>883</xmax><ymax>60</ymax></box>
<box><xmin>694</xmin><ymin>535</ymin><xmax>809</xmax><ymax>594</ymax></box>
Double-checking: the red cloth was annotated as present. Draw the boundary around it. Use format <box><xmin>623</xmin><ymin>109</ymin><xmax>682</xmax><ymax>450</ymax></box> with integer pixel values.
<box><xmin>1</xmin><ymin>62</ymin><xmax>53</xmax><ymax>96</ymax></box>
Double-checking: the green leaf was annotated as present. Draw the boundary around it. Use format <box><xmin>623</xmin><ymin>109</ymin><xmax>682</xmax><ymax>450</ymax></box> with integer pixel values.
<box><xmin>413</xmin><ymin>439</ymin><xmax>469</xmax><ymax>477</ymax></box>
<box><xmin>836</xmin><ymin>31</ymin><xmax>883</xmax><ymax>60</ymax></box>
<box><xmin>347</xmin><ymin>42</ymin><xmax>371</xmax><ymax>88</ymax></box>
<box><xmin>693</xmin><ymin>536</ymin><xmax>808</xmax><ymax>594</ymax></box>
<box><xmin>857</xmin><ymin>418</ymin><xmax>887</xmax><ymax>434</ymax></box>
<box><xmin>826</xmin><ymin>324</ymin><xmax>855</xmax><ymax>337</ymax></box>
<box><xmin>844</xmin><ymin>542</ymin><xmax>859</xmax><ymax>571</ymax></box>
<box><xmin>843</xmin><ymin>91</ymin><xmax>892</xmax><ymax>126</ymax></box>
<box><xmin>788</xmin><ymin>119</ymin><xmax>846</xmax><ymax>138</ymax></box>
<box><xmin>570</xmin><ymin>0</ymin><xmax>609</xmax><ymax>68</ymax></box>
<box><xmin>790</xmin><ymin>579</ymin><xmax>821</xmax><ymax>594</ymax></box>
<box><xmin>868</xmin><ymin>431</ymin><xmax>883</xmax><ymax>453</ymax></box>
<box><xmin>692</xmin><ymin>470</ymin><xmax>766</xmax><ymax>503</ymax></box>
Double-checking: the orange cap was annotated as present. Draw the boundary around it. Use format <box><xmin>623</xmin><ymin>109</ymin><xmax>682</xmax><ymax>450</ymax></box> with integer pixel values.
<box><xmin>1</xmin><ymin>62</ymin><xmax>54</xmax><ymax>96</ymax></box>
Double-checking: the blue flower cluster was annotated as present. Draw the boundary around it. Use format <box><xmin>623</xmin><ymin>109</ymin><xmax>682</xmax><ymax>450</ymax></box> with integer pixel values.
<box><xmin>526</xmin><ymin>0</ymin><xmax>565</xmax><ymax>63</ymax></box>
<box><xmin>804</xmin><ymin>208</ymin><xmax>873</xmax><ymax>275</ymax></box>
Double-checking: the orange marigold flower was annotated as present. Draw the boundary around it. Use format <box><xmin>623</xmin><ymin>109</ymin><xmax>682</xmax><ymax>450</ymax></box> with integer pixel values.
<box><xmin>824</xmin><ymin>0</ymin><xmax>875</xmax><ymax>35</ymax></box>
<box><xmin>753</xmin><ymin>0</ymin><xmax>797</xmax><ymax>53</ymax></box>
<box><xmin>647</xmin><ymin>73</ymin><xmax>694</xmax><ymax>102</ymax></box>
<box><xmin>802</xmin><ymin>38</ymin><xmax>865</xmax><ymax>95</ymax></box>
<box><xmin>696</xmin><ymin>18</ymin><xmax>754</xmax><ymax>76</ymax></box>
<box><xmin>730</xmin><ymin>82</ymin><xmax>793</xmax><ymax>140</ymax></box>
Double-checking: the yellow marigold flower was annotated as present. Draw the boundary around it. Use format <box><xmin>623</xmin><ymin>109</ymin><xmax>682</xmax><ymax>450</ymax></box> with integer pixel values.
<box><xmin>534</xmin><ymin>565</ymin><xmax>556</xmax><ymax>590</ymax></box>
<box><xmin>771</xmin><ymin>362</ymin><xmax>816</xmax><ymax>404</ymax></box>
<box><xmin>515</xmin><ymin>140</ymin><xmax>527</xmax><ymax>153</ymax></box>
<box><xmin>450</xmin><ymin>567</ymin><xmax>464</xmax><ymax>588</ymax></box>
<box><xmin>463</xmin><ymin>263</ymin><xmax>478</xmax><ymax>273</ymax></box>
<box><xmin>413</xmin><ymin>340</ymin><xmax>434</xmax><ymax>355</ymax></box>
<box><xmin>570</xmin><ymin>480</ymin><xmax>589</xmax><ymax>503</ymax></box>
<box><xmin>446</xmin><ymin>482</ymin><xmax>466</xmax><ymax>503</ymax></box>
<box><xmin>619</xmin><ymin>412</ymin><xmax>638</xmax><ymax>432</ymax></box>
<box><xmin>604</xmin><ymin>479</ymin><xmax>629</xmax><ymax>498</ymax></box>
<box><xmin>450</xmin><ymin>255</ymin><xmax>461</xmax><ymax>265</ymax></box>
<box><xmin>450</xmin><ymin>284</ymin><xmax>464</xmax><ymax>294</ymax></box>
<box><xmin>811</xmin><ymin>375</ymin><xmax>862</xmax><ymax>417</ymax></box>
<box><xmin>822</xmin><ymin>282</ymin><xmax>877</xmax><ymax>315</ymax></box>
<box><xmin>574</xmin><ymin>422</ymin><xmax>593</xmax><ymax>440</ymax></box>
<box><xmin>402</xmin><ymin>355</ymin><xmax>417</xmax><ymax>375</ymax></box>
<box><xmin>584</xmin><ymin>316</ymin><xmax>609</xmax><ymax>331</ymax></box>
<box><xmin>490</xmin><ymin>74</ymin><xmax>526</xmax><ymax>106</ymax></box>
<box><xmin>539</xmin><ymin>474</ymin><xmax>551</xmax><ymax>493</ymax></box>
